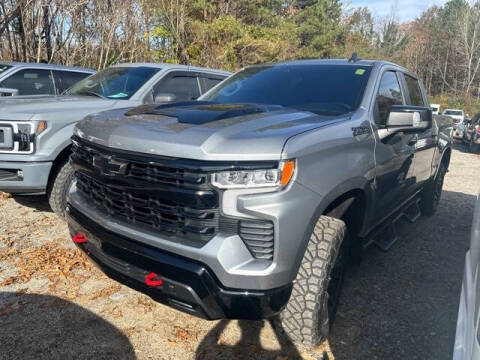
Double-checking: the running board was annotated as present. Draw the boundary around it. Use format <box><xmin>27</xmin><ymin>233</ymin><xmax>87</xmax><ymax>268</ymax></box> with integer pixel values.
<box><xmin>370</xmin><ymin>199</ymin><xmax>422</xmax><ymax>252</ymax></box>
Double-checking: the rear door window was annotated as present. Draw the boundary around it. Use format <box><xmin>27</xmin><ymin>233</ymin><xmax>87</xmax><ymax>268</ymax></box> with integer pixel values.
<box><xmin>53</xmin><ymin>71</ymin><xmax>91</xmax><ymax>94</ymax></box>
<box><xmin>0</xmin><ymin>69</ymin><xmax>55</xmax><ymax>95</ymax></box>
<box><xmin>153</xmin><ymin>73</ymin><xmax>200</xmax><ymax>102</ymax></box>
<box><xmin>199</xmin><ymin>75</ymin><xmax>225</xmax><ymax>93</ymax></box>
<box><xmin>404</xmin><ymin>74</ymin><xmax>425</xmax><ymax>106</ymax></box>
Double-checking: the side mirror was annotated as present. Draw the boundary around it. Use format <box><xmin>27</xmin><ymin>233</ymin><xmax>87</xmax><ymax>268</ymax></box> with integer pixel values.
<box><xmin>0</xmin><ymin>87</ymin><xmax>19</xmax><ymax>97</ymax></box>
<box><xmin>386</xmin><ymin>105</ymin><xmax>432</xmax><ymax>130</ymax></box>
<box><xmin>154</xmin><ymin>93</ymin><xmax>176</xmax><ymax>104</ymax></box>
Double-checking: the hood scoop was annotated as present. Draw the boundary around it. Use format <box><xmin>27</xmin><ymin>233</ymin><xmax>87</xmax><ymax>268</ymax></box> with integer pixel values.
<box><xmin>125</xmin><ymin>102</ymin><xmax>284</xmax><ymax>125</ymax></box>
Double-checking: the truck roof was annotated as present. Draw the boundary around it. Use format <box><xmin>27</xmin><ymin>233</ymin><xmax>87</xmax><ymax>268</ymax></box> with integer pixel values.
<box><xmin>251</xmin><ymin>58</ymin><xmax>408</xmax><ymax>71</ymax></box>
<box><xmin>111</xmin><ymin>62</ymin><xmax>231</xmax><ymax>76</ymax></box>
<box><xmin>0</xmin><ymin>61</ymin><xmax>94</xmax><ymax>73</ymax></box>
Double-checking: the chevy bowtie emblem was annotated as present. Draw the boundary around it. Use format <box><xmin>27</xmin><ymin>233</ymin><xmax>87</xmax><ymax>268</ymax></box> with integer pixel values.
<box><xmin>92</xmin><ymin>154</ymin><xmax>128</xmax><ymax>175</ymax></box>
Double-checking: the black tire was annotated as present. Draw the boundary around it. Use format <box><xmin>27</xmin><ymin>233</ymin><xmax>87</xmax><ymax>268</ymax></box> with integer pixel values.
<box><xmin>279</xmin><ymin>216</ymin><xmax>348</xmax><ymax>346</ymax></box>
<box><xmin>47</xmin><ymin>159</ymin><xmax>75</xmax><ymax>218</ymax></box>
<box><xmin>420</xmin><ymin>161</ymin><xmax>447</xmax><ymax>216</ymax></box>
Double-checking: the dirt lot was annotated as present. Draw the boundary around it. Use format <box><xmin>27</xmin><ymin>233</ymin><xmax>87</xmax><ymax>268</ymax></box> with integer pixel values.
<box><xmin>0</xmin><ymin>145</ymin><xmax>479</xmax><ymax>360</ymax></box>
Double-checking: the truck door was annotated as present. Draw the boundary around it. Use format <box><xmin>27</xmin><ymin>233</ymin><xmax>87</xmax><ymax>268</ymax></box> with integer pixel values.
<box><xmin>372</xmin><ymin>70</ymin><xmax>418</xmax><ymax>223</ymax></box>
<box><xmin>401</xmin><ymin>73</ymin><xmax>437</xmax><ymax>186</ymax></box>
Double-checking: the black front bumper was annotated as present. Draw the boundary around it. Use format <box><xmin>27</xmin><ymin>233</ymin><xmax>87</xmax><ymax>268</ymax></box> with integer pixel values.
<box><xmin>66</xmin><ymin>205</ymin><xmax>292</xmax><ymax>320</ymax></box>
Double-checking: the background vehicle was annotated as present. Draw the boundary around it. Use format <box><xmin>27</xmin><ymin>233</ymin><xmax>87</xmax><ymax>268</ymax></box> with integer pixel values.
<box><xmin>453</xmin><ymin>193</ymin><xmax>480</xmax><ymax>360</ymax></box>
<box><xmin>66</xmin><ymin>58</ymin><xmax>453</xmax><ymax>347</ymax></box>
<box><xmin>454</xmin><ymin>119</ymin><xmax>472</xmax><ymax>140</ymax></box>
<box><xmin>431</xmin><ymin>103</ymin><xmax>440</xmax><ymax>115</ymax></box>
<box><xmin>443</xmin><ymin>109</ymin><xmax>465</xmax><ymax>124</ymax></box>
<box><xmin>0</xmin><ymin>63</ymin><xmax>230</xmax><ymax>217</ymax></box>
<box><xmin>0</xmin><ymin>62</ymin><xmax>94</xmax><ymax>97</ymax></box>
<box><xmin>464</xmin><ymin>113</ymin><xmax>480</xmax><ymax>153</ymax></box>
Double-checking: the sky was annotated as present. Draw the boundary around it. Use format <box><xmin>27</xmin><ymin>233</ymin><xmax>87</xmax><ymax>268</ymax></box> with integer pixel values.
<box><xmin>347</xmin><ymin>0</ymin><xmax>449</xmax><ymax>21</ymax></box>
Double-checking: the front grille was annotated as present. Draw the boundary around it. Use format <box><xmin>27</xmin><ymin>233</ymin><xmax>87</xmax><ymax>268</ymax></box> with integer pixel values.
<box><xmin>71</xmin><ymin>138</ymin><xmax>222</xmax><ymax>247</ymax></box>
<box><xmin>239</xmin><ymin>220</ymin><xmax>274</xmax><ymax>260</ymax></box>
<box><xmin>72</xmin><ymin>141</ymin><xmax>208</xmax><ymax>189</ymax></box>
<box><xmin>75</xmin><ymin>172</ymin><xmax>218</xmax><ymax>247</ymax></box>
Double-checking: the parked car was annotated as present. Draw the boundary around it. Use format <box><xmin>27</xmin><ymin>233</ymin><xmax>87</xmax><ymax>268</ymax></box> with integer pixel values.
<box><xmin>454</xmin><ymin>119</ymin><xmax>472</xmax><ymax>140</ymax></box>
<box><xmin>443</xmin><ymin>109</ymin><xmax>465</xmax><ymax>124</ymax></box>
<box><xmin>0</xmin><ymin>63</ymin><xmax>230</xmax><ymax>217</ymax></box>
<box><xmin>431</xmin><ymin>103</ymin><xmax>440</xmax><ymax>115</ymax></box>
<box><xmin>453</xmin><ymin>192</ymin><xmax>480</xmax><ymax>360</ymax></box>
<box><xmin>0</xmin><ymin>62</ymin><xmax>94</xmax><ymax>97</ymax></box>
<box><xmin>463</xmin><ymin>113</ymin><xmax>480</xmax><ymax>153</ymax></box>
<box><xmin>66</xmin><ymin>58</ymin><xmax>453</xmax><ymax>346</ymax></box>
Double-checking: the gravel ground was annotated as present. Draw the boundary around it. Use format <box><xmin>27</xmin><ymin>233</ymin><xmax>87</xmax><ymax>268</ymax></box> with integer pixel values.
<box><xmin>0</xmin><ymin>144</ymin><xmax>478</xmax><ymax>360</ymax></box>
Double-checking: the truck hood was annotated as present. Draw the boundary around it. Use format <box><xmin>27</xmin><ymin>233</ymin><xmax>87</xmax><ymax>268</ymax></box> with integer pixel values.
<box><xmin>0</xmin><ymin>95</ymin><xmax>118</xmax><ymax>120</ymax></box>
<box><xmin>75</xmin><ymin>102</ymin><xmax>347</xmax><ymax>161</ymax></box>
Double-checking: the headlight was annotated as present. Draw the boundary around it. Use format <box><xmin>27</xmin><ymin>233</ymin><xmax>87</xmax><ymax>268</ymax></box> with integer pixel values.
<box><xmin>211</xmin><ymin>160</ymin><xmax>295</xmax><ymax>189</ymax></box>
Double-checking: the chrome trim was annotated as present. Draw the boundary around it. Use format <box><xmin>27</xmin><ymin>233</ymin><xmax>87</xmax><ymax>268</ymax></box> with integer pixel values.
<box><xmin>0</xmin><ymin>121</ymin><xmax>36</xmax><ymax>154</ymax></box>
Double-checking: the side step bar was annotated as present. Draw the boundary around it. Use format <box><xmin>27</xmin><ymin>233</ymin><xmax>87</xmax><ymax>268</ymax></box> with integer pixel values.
<box><xmin>367</xmin><ymin>199</ymin><xmax>422</xmax><ymax>252</ymax></box>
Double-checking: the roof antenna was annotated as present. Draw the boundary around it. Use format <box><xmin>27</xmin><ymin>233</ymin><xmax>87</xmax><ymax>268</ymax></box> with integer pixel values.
<box><xmin>348</xmin><ymin>52</ymin><xmax>361</xmax><ymax>63</ymax></box>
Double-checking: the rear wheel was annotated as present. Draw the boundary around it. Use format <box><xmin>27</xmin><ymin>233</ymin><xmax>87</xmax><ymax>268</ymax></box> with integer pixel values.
<box><xmin>279</xmin><ymin>216</ymin><xmax>348</xmax><ymax>346</ymax></box>
<box><xmin>47</xmin><ymin>159</ymin><xmax>75</xmax><ymax>218</ymax></box>
<box><xmin>420</xmin><ymin>161</ymin><xmax>447</xmax><ymax>216</ymax></box>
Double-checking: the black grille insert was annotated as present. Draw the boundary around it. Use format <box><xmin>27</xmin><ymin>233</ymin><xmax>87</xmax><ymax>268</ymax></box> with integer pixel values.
<box><xmin>75</xmin><ymin>173</ymin><xmax>219</xmax><ymax>247</ymax></box>
<box><xmin>72</xmin><ymin>141</ymin><xmax>209</xmax><ymax>189</ymax></box>
<box><xmin>71</xmin><ymin>138</ymin><xmax>223</xmax><ymax>247</ymax></box>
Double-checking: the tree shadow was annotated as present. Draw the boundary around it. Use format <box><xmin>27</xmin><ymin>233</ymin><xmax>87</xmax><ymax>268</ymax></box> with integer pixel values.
<box><xmin>328</xmin><ymin>190</ymin><xmax>476</xmax><ymax>360</ymax></box>
<box><xmin>195</xmin><ymin>318</ymin><xmax>311</xmax><ymax>360</ymax></box>
<box><xmin>0</xmin><ymin>292</ymin><xmax>135</xmax><ymax>359</ymax></box>
<box><xmin>11</xmin><ymin>194</ymin><xmax>53</xmax><ymax>213</ymax></box>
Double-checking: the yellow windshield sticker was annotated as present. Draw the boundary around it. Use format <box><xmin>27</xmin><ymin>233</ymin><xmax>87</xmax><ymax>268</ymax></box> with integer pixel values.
<box><xmin>355</xmin><ymin>69</ymin><xmax>366</xmax><ymax>75</ymax></box>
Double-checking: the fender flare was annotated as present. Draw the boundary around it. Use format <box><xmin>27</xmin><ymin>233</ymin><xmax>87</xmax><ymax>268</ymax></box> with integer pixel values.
<box><xmin>292</xmin><ymin>177</ymin><xmax>373</xmax><ymax>273</ymax></box>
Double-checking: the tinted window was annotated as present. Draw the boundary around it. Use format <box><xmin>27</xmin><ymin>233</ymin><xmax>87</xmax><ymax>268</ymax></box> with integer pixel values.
<box><xmin>201</xmin><ymin>65</ymin><xmax>372</xmax><ymax>116</ymax></box>
<box><xmin>374</xmin><ymin>71</ymin><xmax>403</xmax><ymax>125</ymax></box>
<box><xmin>200</xmin><ymin>76</ymin><xmax>224</xmax><ymax>93</ymax></box>
<box><xmin>0</xmin><ymin>69</ymin><xmax>54</xmax><ymax>95</ymax></box>
<box><xmin>68</xmin><ymin>66</ymin><xmax>159</xmax><ymax>99</ymax></box>
<box><xmin>405</xmin><ymin>74</ymin><xmax>425</xmax><ymax>106</ymax></box>
<box><xmin>154</xmin><ymin>75</ymin><xmax>200</xmax><ymax>101</ymax></box>
<box><xmin>54</xmin><ymin>71</ymin><xmax>91</xmax><ymax>93</ymax></box>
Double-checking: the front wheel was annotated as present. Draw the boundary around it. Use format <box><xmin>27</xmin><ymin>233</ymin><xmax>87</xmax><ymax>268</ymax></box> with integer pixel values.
<box><xmin>48</xmin><ymin>159</ymin><xmax>75</xmax><ymax>218</ymax></box>
<box><xmin>420</xmin><ymin>161</ymin><xmax>447</xmax><ymax>216</ymax></box>
<box><xmin>279</xmin><ymin>216</ymin><xmax>348</xmax><ymax>346</ymax></box>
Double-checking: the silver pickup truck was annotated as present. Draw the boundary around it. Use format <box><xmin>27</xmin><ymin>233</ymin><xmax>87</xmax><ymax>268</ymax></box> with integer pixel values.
<box><xmin>0</xmin><ymin>63</ymin><xmax>230</xmax><ymax>216</ymax></box>
<box><xmin>66</xmin><ymin>58</ymin><xmax>453</xmax><ymax>346</ymax></box>
<box><xmin>0</xmin><ymin>62</ymin><xmax>94</xmax><ymax>97</ymax></box>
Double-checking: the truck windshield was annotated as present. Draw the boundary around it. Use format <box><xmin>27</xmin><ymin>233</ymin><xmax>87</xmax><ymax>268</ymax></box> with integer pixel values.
<box><xmin>201</xmin><ymin>64</ymin><xmax>372</xmax><ymax>116</ymax></box>
<box><xmin>0</xmin><ymin>64</ymin><xmax>12</xmax><ymax>74</ymax></box>
<box><xmin>67</xmin><ymin>66</ymin><xmax>160</xmax><ymax>99</ymax></box>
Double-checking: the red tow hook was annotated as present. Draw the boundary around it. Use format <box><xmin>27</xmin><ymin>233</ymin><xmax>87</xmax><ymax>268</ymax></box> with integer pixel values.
<box><xmin>73</xmin><ymin>233</ymin><xmax>87</xmax><ymax>244</ymax></box>
<box><xmin>145</xmin><ymin>272</ymin><xmax>163</xmax><ymax>287</ymax></box>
